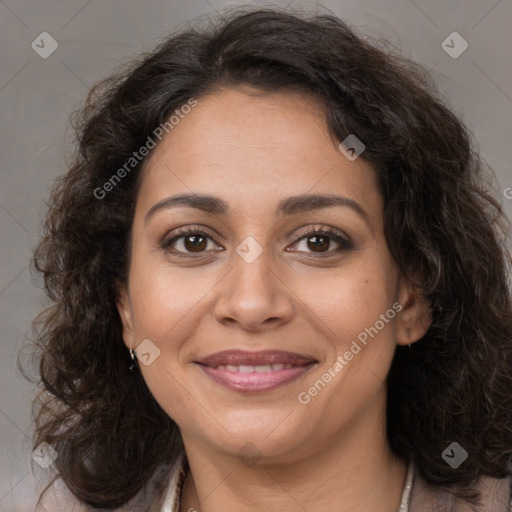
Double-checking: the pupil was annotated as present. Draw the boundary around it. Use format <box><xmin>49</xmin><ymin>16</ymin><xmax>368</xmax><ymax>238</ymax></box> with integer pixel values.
<box><xmin>185</xmin><ymin>235</ymin><xmax>206</xmax><ymax>252</ymax></box>
<box><xmin>307</xmin><ymin>235</ymin><xmax>329</xmax><ymax>252</ymax></box>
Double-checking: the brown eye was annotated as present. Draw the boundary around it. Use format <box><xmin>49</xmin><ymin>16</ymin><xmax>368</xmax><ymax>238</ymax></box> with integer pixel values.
<box><xmin>183</xmin><ymin>234</ymin><xmax>207</xmax><ymax>252</ymax></box>
<box><xmin>160</xmin><ymin>227</ymin><xmax>221</xmax><ymax>257</ymax></box>
<box><xmin>307</xmin><ymin>235</ymin><xmax>331</xmax><ymax>252</ymax></box>
<box><xmin>289</xmin><ymin>227</ymin><xmax>353</xmax><ymax>257</ymax></box>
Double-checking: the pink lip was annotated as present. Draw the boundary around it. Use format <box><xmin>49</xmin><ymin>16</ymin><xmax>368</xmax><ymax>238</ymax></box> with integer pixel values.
<box><xmin>195</xmin><ymin>350</ymin><xmax>317</xmax><ymax>392</ymax></box>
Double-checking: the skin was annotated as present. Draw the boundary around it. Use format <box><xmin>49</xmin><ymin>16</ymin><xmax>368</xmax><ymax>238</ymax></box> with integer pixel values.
<box><xmin>117</xmin><ymin>87</ymin><xmax>432</xmax><ymax>512</ymax></box>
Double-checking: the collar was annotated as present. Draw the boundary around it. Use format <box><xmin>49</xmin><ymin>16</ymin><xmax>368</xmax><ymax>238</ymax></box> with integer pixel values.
<box><xmin>158</xmin><ymin>453</ymin><xmax>416</xmax><ymax>512</ymax></box>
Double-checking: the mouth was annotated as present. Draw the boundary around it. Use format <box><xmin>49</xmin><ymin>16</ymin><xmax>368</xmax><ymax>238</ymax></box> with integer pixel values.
<box><xmin>195</xmin><ymin>350</ymin><xmax>318</xmax><ymax>392</ymax></box>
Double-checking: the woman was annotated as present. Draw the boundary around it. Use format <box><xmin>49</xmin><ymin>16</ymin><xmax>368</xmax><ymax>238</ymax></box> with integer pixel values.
<box><xmin>31</xmin><ymin>8</ymin><xmax>512</xmax><ymax>511</ymax></box>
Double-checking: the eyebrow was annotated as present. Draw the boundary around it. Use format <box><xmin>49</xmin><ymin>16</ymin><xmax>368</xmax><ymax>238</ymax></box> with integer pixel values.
<box><xmin>144</xmin><ymin>193</ymin><xmax>371</xmax><ymax>228</ymax></box>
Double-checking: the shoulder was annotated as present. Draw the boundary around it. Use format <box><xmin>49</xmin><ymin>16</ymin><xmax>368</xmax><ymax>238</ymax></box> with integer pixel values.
<box><xmin>33</xmin><ymin>453</ymin><xmax>185</xmax><ymax>512</ymax></box>
<box><xmin>409</xmin><ymin>469</ymin><xmax>512</xmax><ymax>512</ymax></box>
<box><xmin>150</xmin><ymin>451</ymin><xmax>187</xmax><ymax>512</ymax></box>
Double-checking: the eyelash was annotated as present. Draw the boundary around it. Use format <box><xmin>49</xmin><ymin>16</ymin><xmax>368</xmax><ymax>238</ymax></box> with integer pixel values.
<box><xmin>160</xmin><ymin>226</ymin><xmax>221</xmax><ymax>258</ymax></box>
<box><xmin>293</xmin><ymin>226</ymin><xmax>353</xmax><ymax>256</ymax></box>
<box><xmin>160</xmin><ymin>225</ymin><xmax>353</xmax><ymax>258</ymax></box>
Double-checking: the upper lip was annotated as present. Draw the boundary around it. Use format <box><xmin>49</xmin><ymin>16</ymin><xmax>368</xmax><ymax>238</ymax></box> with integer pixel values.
<box><xmin>196</xmin><ymin>350</ymin><xmax>317</xmax><ymax>367</ymax></box>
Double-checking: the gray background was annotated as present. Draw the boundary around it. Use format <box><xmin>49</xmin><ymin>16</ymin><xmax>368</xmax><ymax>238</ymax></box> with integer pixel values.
<box><xmin>0</xmin><ymin>0</ymin><xmax>511</xmax><ymax>509</ymax></box>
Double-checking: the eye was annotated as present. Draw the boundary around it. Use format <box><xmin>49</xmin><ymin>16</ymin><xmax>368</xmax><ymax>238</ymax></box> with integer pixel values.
<box><xmin>160</xmin><ymin>225</ymin><xmax>353</xmax><ymax>259</ymax></box>
<box><xmin>288</xmin><ymin>226</ymin><xmax>353</xmax><ymax>256</ymax></box>
<box><xmin>160</xmin><ymin>226</ymin><xmax>222</xmax><ymax>257</ymax></box>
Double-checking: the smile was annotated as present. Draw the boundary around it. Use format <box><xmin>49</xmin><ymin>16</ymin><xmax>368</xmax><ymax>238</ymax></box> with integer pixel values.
<box><xmin>195</xmin><ymin>350</ymin><xmax>317</xmax><ymax>392</ymax></box>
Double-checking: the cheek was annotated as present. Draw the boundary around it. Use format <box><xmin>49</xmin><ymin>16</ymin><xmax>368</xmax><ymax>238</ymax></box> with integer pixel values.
<box><xmin>292</xmin><ymin>255</ymin><xmax>398</xmax><ymax>350</ymax></box>
<box><xmin>294</xmin><ymin>273</ymin><xmax>398</xmax><ymax>413</ymax></box>
<box><xmin>291</xmin><ymin>260</ymin><xmax>400</xmax><ymax>408</ymax></box>
<box><xmin>127</xmin><ymin>257</ymin><xmax>215</xmax><ymax>342</ymax></box>
<box><xmin>125</xmin><ymin>263</ymin><xmax>206</xmax><ymax>423</ymax></box>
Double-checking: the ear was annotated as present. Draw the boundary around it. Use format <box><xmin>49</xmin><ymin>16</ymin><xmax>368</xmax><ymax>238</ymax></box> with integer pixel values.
<box><xmin>395</xmin><ymin>274</ymin><xmax>432</xmax><ymax>346</ymax></box>
<box><xmin>116</xmin><ymin>285</ymin><xmax>134</xmax><ymax>350</ymax></box>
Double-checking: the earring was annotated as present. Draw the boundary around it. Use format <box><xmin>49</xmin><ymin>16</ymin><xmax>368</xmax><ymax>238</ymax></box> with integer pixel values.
<box><xmin>128</xmin><ymin>348</ymin><xmax>136</xmax><ymax>372</ymax></box>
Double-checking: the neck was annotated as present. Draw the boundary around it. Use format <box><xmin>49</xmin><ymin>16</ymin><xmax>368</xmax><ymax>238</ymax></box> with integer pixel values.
<box><xmin>179</xmin><ymin>394</ymin><xmax>407</xmax><ymax>512</ymax></box>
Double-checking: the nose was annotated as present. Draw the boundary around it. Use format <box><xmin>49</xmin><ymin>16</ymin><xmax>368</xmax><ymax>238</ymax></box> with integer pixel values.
<box><xmin>213</xmin><ymin>249</ymin><xmax>294</xmax><ymax>331</ymax></box>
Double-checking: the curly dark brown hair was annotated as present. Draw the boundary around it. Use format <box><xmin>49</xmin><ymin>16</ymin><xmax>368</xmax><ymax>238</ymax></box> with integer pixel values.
<box><xmin>29</xmin><ymin>7</ymin><xmax>512</xmax><ymax>509</ymax></box>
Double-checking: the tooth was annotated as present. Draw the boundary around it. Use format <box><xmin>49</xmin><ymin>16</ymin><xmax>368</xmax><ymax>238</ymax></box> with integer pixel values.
<box><xmin>271</xmin><ymin>363</ymin><xmax>284</xmax><ymax>371</ymax></box>
<box><xmin>283</xmin><ymin>364</ymin><xmax>293</xmax><ymax>369</ymax></box>
<box><xmin>239</xmin><ymin>365</ymin><xmax>255</xmax><ymax>373</ymax></box>
<box><xmin>217</xmin><ymin>365</ymin><xmax>226</xmax><ymax>370</ymax></box>
<box><xmin>255</xmin><ymin>365</ymin><xmax>272</xmax><ymax>373</ymax></box>
<box><xmin>226</xmin><ymin>365</ymin><xmax>238</xmax><ymax>372</ymax></box>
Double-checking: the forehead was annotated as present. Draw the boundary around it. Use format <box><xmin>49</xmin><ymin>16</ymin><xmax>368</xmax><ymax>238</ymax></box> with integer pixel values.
<box><xmin>136</xmin><ymin>87</ymin><xmax>381</xmax><ymax>218</ymax></box>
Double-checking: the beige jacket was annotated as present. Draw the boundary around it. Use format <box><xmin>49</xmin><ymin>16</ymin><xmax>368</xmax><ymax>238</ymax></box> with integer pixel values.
<box><xmin>35</xmin><ymin>452</ymin><xmax>512</xmax><ymax>512</ymax></box>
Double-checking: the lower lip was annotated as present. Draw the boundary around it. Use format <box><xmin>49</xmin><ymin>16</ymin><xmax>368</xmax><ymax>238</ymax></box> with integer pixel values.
<box><xmin>198</xmin><ymin>364</ymin><xmax>316</xmax><ymax>392</ymax></box>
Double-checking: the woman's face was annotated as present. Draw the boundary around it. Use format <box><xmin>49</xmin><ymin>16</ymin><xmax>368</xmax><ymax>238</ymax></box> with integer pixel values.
<box><xmin>117</xmin><ymin>87</ymin><xmax>430</xmax><ymax>463</ymax></box>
